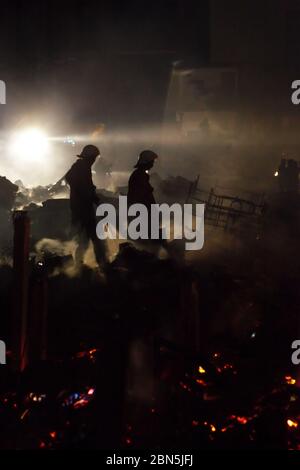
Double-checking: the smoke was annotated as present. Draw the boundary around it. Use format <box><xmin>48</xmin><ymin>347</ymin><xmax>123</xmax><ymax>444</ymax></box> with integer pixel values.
<box><xmin>35</xmin><ymin>238</ymin><xmax>76</xmax><ymax>258</ymax></box>
<box><xmin>34</xmin><ymin>236</ymin><xmax>120</xmax><ymax>277</ymax></box>
<box><xmin>0</xmin><ymin>115</ymin><xmax>287</xmax><ymax>197</ymax></box>
<box><xmin>127</xmin><ymin>338</ymin><xmax>155</xmax><ymax>403</ymax></box>
<box><xmin>0</xmin><ymin>255</ymin><xmax>13</xmax><ymax>267</ymax></box>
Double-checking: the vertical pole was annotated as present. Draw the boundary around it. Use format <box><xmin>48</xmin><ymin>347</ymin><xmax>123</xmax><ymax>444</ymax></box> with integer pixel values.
<box><xmin>12</xmin><ymin>211</ymin><xmax>30</xmax><ymax>372</ymax></box>
<box><xmin>28</xmin><ymin>269</ymin><xmax>48</xmax><ymax>363</ymax></box>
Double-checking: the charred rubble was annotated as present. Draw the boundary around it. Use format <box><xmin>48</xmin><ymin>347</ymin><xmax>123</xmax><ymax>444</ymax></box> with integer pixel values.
<box><xmin>0</xmin><ymin>172</ymin><xmax>300</xmax><ymax>449</ymax></box>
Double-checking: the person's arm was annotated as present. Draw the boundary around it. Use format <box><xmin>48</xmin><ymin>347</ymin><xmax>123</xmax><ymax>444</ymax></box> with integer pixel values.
<box><xmin>65</xmin><ymin>164</ymin><xmax>76</xmax><ymax>186</ymax></box>
<box><xmin>144</xmin><ymin>174</ymin><xmax>156</xmax><ymax>205</ymax></box>
<box><xmin>85</xmin><ymin>166</ymin><xmax>99</xmax><ymax>204</ymax></box>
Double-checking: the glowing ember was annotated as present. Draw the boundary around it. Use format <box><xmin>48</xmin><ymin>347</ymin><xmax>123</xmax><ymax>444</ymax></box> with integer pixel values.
<box><xmin>75</xmin><ymin>348</ymin><xmax>98</xmax><ymax>360</ymax></box>
<box><xmin>287</xmin><ymin>419</ymin><xmax>298</xmax><ymax>428</ymax></box>
<box><xmin>196</xmin><ymin>379</ymin><xmax>207</xmax><ymax>386</ymax></box>
<box><xmin>20</xmin><ymin>409</ymin><xmax>29</xmax><ymax>420</ymax></box>
<box><xmin>203</xmin><ymin>421</ymin><xmax>216</xmax><ymax>432</ymax></box>
<box><xmin>73</xmin><ymin>398</ymin><xmax>89</xmax><ymax>409</ymax></box>
<box><xmin>236</xmin><ymin>416</ymin><xmax>248</xmax><ymax>425</ymax></box>
<box><xmin>198</xmin><ymin>366</ymin><xmax>206</xmax><ymax>374</ymax></box>
<box><xmin>285</xmin><ymin>376</ymin><xmax>296</xmax><ymax>385</ymax></box>
<box><xmin>28</xmin><ymin>392</ymin><xmax>46</xmax><ymax>403</ymax></box>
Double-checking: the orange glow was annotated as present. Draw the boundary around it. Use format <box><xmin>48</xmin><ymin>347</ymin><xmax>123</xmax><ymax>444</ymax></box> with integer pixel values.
<box><xmin>287</xmin><ymin>419</ymin><xmax>298</xmax><ymax>428</ymax></box>
<box><xmin>203</xmin><ymin>421</ymin><xmax>217</xmax><ymax>432</ymax></box>
<box><xmin>76</xmin><ymin>348</ymin><xmax>98</xmax><ymax>359</ymax></box>
<box><xmin>196</xmin><ymin>379</ymin><xmax>207</xmax><ymax>386</ymax></box>
<box><xmin>73</xmin><ymin>398</ymin><xmax>89</xmax><ymax>409</ymax></box>
<box><xmin>198</xmin><ymin>366</ymin><xmax>206</xmax><ymax>374</ymax></box>
<box><xmin>285</xmin><ymin>376</ymin><xmax>296</xmax><ymax>385</ymax></box>
<box><xmin>49</xmin><ymin>431</ymin><xmax>57</xmax><ymax>439</ymax></box>
<box><xmin>236</xmin><ymin>416</ymin><xmax>248</xmax><ymax>425</ymax></box>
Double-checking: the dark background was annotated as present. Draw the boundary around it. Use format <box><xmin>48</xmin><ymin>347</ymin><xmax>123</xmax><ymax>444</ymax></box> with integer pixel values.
<box><xmin>0</xmin><ymin>0</ymin><xmax>210</xmax><ymax>127</ymax></box>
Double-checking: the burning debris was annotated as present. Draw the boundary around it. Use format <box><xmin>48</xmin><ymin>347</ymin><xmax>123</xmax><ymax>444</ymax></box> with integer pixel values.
<box><xmin>0</xmin><ymin>173</ymin><xmax>297</xmax><ymax>450</ymax></box>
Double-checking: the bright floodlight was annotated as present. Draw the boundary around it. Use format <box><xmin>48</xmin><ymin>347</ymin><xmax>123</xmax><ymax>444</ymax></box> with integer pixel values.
<box><xmin>9</xmin><ymin>128</ymin><xmax>50</xmax><ymax>163</ymax></box>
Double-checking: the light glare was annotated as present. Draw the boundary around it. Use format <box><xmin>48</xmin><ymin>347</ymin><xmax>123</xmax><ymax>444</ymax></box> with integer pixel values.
<box><xmin>9</xmin><ymin>128</ymin><xmax>50</xmax><ymax>163</ymax></box>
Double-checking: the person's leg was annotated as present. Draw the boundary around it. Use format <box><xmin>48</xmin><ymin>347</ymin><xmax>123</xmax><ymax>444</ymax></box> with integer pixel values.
<box><xmin>86</xmin><ymin>214</ymin><xmax>108</xmax><ymax>269</ymax></box>
<box><xmin>91</xmin><ymin>234</ymin><xmax>108</xmax><ymax>268</ymax></box>
<box><xmin>75</xmin><ymin>225</ymin><xmax>89</xmax><ymax>268</ymax></box>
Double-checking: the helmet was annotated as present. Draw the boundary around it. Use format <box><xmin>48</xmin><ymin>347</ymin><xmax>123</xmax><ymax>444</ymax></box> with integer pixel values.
<box><xmin>134</xmin><ymin>150</ymin><xmax>158</xmax><ymax>168</ymax></box>
<box><xmin>77</xmin><ymin>144</ymin><xmax>100</xmax><ymax>159</ymax></box>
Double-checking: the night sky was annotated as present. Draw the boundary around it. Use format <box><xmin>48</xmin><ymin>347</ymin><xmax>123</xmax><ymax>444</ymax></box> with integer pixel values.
<box><xmin>0</xmin><ymin>1</ymin><xmax>210</xmax><ymax>127</ymax></box>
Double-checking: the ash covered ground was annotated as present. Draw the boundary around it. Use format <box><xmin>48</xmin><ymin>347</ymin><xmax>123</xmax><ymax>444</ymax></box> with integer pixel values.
<box><xmin>0</xmin><ymin>172</ymin><xmax>299</xmax><ymax>450</ymax></box>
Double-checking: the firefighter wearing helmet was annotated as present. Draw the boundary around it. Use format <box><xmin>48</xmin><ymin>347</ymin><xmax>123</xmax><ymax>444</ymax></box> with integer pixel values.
<box><xmin>127</xmin><ymin>150</ymin><xmax>158</xmax><ymax>209</ymax></box>
<box><xmin>65</xmin><ymin>144</ymin><xmax>107</xmax><ymax>269</ymax></box>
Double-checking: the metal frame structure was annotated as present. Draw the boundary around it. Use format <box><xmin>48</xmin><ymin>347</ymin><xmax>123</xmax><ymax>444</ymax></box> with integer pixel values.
<box><xmin>186</xmin><ymin>176</ymin><xmax>265</xmax><ymax>231</ymax></box>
